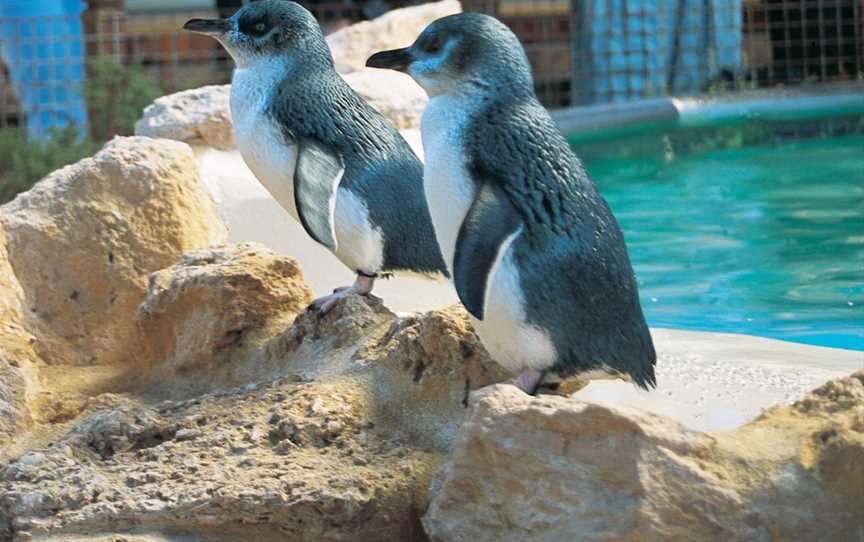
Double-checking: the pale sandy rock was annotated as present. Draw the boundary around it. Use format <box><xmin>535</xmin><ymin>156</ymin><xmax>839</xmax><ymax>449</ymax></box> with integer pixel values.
<box><xmin>3</xmin><ymin>242</ymin><xmax>863</xmax><ymax>542</ymax></box>
<box><xmin>1</xmin><ymin>288</ymin><xmax>509</xmax><ymax>540</ymax></box>
<box><xmin>269</xmin><ymin>300</ymin><xmax>508</xmax><ymax>452</ymax></box>
<box><xmin>137</xmin><ymin>243</ymin><xmax>312</xmax><ymax>373</ymax></box>
<box><xmin>0</xmin><ymin>324</ymin><xmax>31</xmax><ymax>448</ymax></box>
<box><xmin>0</xmin><ymin>224</ymin><xmax>23</xmax><ymax>328</ymax></box>
<box><xmin>0</xmin><ymin>137</ymin><xmax>227</xmax><ymax>367</ymax></box>
<box><xmin>270</xmin><ymin>293</ymin><xmax>395</xmax><ymax>358</ymax></box>
<box><xmin>424</xmin><ymin>371</ymin><xmax>864</xmax><ymax>542</ymax></box>
<box><xmin>344</xmin><ymin>70</ymin><xmax>427</xmax><ymax>129</ymax></box>
<box><xmin>135</xmin><ymin>85</ymin><xmax>234</xmax><ymax>150</ymax></box>
<box><xmin>362</xmin><ymin>305</ymin><xmax>509</xmax><ymax>450</ymax></box>
<box><xmin>327</xmin><ymin>0</ymin><xmax>462</xmax><ymax>74</ymax></box>
<box><xmin>0</xmin><ymin>223</ymin><xmax>37</xmax><ymax>445</ymax></box>
<box><xmin>1</xmin><ymin>382</ymin><xmax>436</xmax><ymax>542</ymax></box>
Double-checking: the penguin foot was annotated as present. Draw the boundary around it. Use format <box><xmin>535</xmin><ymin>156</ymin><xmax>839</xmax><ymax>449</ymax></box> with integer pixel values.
<box><xmin>512</xmin><ymin>370</ymin><xmax>545</xmax><ymax>395</ymax></box>
<box><xmin>311</xmin><ymin>289</ymin><xmax>361</xmax><ymax>314</ymax></box>
<box><xmin>310</xmin><ymin>274</ymin><xmax>376</xmax><ymax>314</ymax></box>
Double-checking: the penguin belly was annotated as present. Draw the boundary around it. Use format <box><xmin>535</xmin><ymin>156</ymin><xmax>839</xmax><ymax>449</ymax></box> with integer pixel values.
<box><xmin>234</xmin><ymin>114</ymin><xmax>301</xmax><ymax>220</ymax></box>
<box><xmin>422</xmin><ymin>96</ymin><xmax>557</xmax><ymax>375</ymax></box>
<box><xmin>231</xmin><ymin>68</ymin><xmax>384</xmax><ymax>275</ymax></box>
<box><xmin>332</xmin><ymin>189</ymin><xmax>385</xmax><ymax>275</ymax></box>
<box><xmin>470</xmin><ymin>248</ymin><xmax>558</xmax><ymax>374</ymax></box>
<box><xmin>237</xmin><ymin>120</ymin><xmax>384</xmax><ymax>273</ymax></box>
<box><xmin>231</xmin><ymin>64</ymin><xmax>301</xmax><ymax>220</ymax></box>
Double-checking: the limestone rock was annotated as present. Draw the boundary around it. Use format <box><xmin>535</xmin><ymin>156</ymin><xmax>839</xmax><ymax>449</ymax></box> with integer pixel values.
<box><xmin>0</xmin><ymin>223</ymin><xmax>36</xmax><ymax>444</ymax></box>
<box><xmin>424</xmin><ymin>371</ymin><xmax>864</xmax><ymax>542</ymax></box>
<box><xmin>137</xmin><ymin>243</ymin><xmax>313</xmax><ymax>373</ymax></box>
<box><xmin>362</xmin><ymin>305</ymin><xmax>509</xmax><ymax>450</ymax></box>
<box><xmin>0</xmin><ymin>223</ymin><xmax>23</xmax><ymax>328</ymax></box>
<box><xmin>271</xmin><ymin>294</ymin><xmax>395</xmax><ymax>358</ymax></box>
<box><xmin>0</xmin><ymin>353</ymin><xmax>29</xmax><ymax>446</ymax></box>
<box><xmin>327</xmin><ymin>0</ymin><xmax>462</xmax><ymax>74</ymax></box>
<box><xmin>344</xmin><ymin>70</ymin><xmax>427</xmax><ymax>129</ymax></box>
<box><xmin>1</xmin><ymin>292</ymin><xmax>510</xmax><ymax>540</ymax></box>
<box><xmin>135</xmin><ymin>85</ymin><xmax>233</xmax><ymax>150</ymax></box>
<box><xmin>0</xmin><ymin>136</ymin><xmax>227</xmax><ymax>367</ymax></box>
<box><xmin>0</xmin><ymin>365</ymin><xmax>437</xmax><ymax>541</ymax></box>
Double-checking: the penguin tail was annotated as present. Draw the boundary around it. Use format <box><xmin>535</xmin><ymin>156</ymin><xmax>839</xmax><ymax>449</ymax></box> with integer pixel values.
<box><xmin>630</xmin><ymin>335</ymin><xmax>658</xmax><ymax>390</ymax></box>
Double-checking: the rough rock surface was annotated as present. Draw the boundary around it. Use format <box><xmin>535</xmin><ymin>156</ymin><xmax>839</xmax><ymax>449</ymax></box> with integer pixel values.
<box><xmin>135</xmin><ymin>85</ymin><xmax>233</xmax><ymax>150</ymax></box>
<box><xmin>1</xmin><ymin>245</ymin><xmax>506</xmax><ymax>540</ymax></box>
<box><xmin>326</xmin><ymin>0</ymin><xmax>461</xmax><ymax>74</ymax></box>
<box><xmin>424</xmin><ymin>372</ymin><xmax>864</xmax><ymax>542</ymax></box>
<box><xmin>343</xmin><ymin>70</ymin><xmax>427</xmax><ymax>130</ymax></box>
<box><xmin>0</xmin><ymin>137</ymin><xmax>227</xmax><ymax>368</ymax></box>
<box><xmin>362</xmin><ymin>306</ymin><xmax>509</xmax><ymax>450</ymax></box>
<box><xmin>137</xmin><ymin>243</ymin><xmax>313</xmax><ymax>374</ymax></box>
<box><xmin>0</xmin><ymin>223</ymin><xmax>37</xmax><ymax>444</ymax></box>
<box><xmin>1</xmin><ymin>384</ymin><xmax>436</xmax><ymax>542</ymax></box>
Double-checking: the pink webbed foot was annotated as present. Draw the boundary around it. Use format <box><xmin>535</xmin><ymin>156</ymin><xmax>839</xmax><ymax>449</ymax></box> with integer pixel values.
<box><xmin>512</xmin><ymin>370</ymin><xmax>545</xmax><ymax>395</ymax></box>
<box><xmin>310</xmin><ymin>274</ymin><xmax>375</xmax><ymax>314</ymax></box>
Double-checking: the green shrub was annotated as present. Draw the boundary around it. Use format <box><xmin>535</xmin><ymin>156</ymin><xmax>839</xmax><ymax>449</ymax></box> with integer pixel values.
<box><xmin>0</xmin><ymin>60</ymin><xmax>163</xmax><ymax>204</ymax></box>
<box><xmin>84</xmin><ymin>59</ymin><xmax>162</xmax><ymax>141</ymax></box>
<box><xmin>0</xmin><ymin>126</ymin><xmax>98</xmax><ymax>204</ymax></box>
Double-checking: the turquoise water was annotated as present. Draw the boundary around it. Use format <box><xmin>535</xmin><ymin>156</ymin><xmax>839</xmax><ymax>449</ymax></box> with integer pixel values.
<box><xmin>576</xmin><ymin>129</ymin><xmax>864</xmax><ymax>351</ymax></box>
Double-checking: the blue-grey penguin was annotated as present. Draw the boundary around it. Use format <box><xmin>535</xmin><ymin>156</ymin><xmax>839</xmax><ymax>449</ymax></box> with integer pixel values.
<box><xmin>183</xmin><ymin>0</ymin><xmax>447</xmax><ymax>312</ymax></box>
<box><xmin>366</xmin><ymin>13</ymin><xmax>656</xmax><ymax>394</ymax></box>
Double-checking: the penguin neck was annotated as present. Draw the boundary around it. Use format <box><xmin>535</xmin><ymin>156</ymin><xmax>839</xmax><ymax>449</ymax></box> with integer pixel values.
<box><xmin>429</xmin><ymin>80</ymin><xmax>533</xmax><ymax>119</ymax></box>
<box><xmin>432</xmin><ymin>81</ymin><xmax>493</xmax><ymax>108</ymax></box>
<box><xmin>231</xmin><ymin>45</ymin><xmax>335</xmax><ymax>93</ymax></box>
<box><xmin>229</xmin><ymin>36</ymin><xmax>333</xmax><ymax>74</ymax></box>
<box><xmin>231</xmin><ymin>55</ymin><xmax>294</xmax><ymax>109</ymax></box>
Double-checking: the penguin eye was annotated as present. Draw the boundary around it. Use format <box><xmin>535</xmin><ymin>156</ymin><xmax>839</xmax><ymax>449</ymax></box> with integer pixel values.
<box><xmin>253</xmin><ymin>22</ymin><xmax>267</xmax><ymax>35</ymax></box>
<box><xmin>423</xmin><ymin>35</ymin><xmax>442</xmax><ymax>54</ymax></box>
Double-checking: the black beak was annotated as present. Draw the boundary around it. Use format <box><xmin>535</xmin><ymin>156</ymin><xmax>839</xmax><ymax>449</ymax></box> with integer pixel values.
<box><xmin>183</xmin><ymin>18</ymin><xmax>231</xmax><ymax>36</ymax></box>
<box><xmin>366</xmin><ymin>48</ymin><xmax>413</xmax><ymax>72</ymax></box>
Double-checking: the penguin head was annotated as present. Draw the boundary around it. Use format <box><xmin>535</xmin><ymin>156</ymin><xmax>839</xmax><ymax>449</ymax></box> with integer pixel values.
<box><xmin>184</xmin><ymin>0</ymin><xmax>329</xmax><ymax>68</ymax></box>
<box><xmin>366</xmin><ymin>13</ymin><xmax>533</xmax><ymax>97</ymax></box>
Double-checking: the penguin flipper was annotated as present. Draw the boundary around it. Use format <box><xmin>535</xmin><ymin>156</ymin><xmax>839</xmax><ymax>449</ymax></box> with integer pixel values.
<box><xmin>294</xmin><ymin>138</ymin><xmax>344</xmax><ymax>252</ymax></box>
<box><xmin>454</xmin><ymin>181</ymin><xmax>522</xmax><ymax>320</ymax></box>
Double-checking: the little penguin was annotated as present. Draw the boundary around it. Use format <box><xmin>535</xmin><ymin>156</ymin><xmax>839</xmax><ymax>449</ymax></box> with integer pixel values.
<box><xmin>184</xmin><ymin>0</ymin><xmax>447</xmax><ymax>313</ymax></box>
<box><xmin>366</xmin><ymin>13</ymin><xmax>656</xmax><ymax>394</ymax></box>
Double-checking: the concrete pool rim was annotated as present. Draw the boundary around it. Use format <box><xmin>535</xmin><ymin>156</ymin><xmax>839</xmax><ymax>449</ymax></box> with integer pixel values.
<box><xmin>553</xmin><ymin>81</ymin><xmax>864</xmax><ymax>142</ymax></box>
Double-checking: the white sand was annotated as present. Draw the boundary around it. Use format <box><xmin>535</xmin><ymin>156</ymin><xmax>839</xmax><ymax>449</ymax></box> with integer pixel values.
<box><xmin>575</xmin><ymin>328</ymin><xmax>862</xmax><ymax>431</ymax></box>
<box><xmin>194</xmin><ymin>146</ymin><xmax>864</xmax><ymax>433</ymax></box>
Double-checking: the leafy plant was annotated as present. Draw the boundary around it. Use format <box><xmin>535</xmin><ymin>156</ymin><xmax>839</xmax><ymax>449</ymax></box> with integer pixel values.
<box><xmin>0</xmin><ymin>60</ymin><xmax>163</xmax><ymax>204</ymax></box>
<box><xmin>84</xmin><ymin>59</ymin><xmax>163</xmax><ymax>141</ymax></box>
<box><xmin>0</xmin><ymin>125</ymin><xmax>98</xmax><ymax>204</ymax></box>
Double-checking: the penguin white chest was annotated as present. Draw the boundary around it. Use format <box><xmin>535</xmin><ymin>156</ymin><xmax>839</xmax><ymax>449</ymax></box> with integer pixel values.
<box><xmin>420</xmin><ymin>95</ymin><xmax>475</xmax><ymax>272</ymax></box>
<box><xmin>421</xmin><ymin>95</ymin><xmax>557</xmax><ymax>374</ymax></box>
<box><xmin>230</xmin><ymin>63</ymin><xmax>383</xmax><ymax>273</ymax></box>
<box><xmin>470</xmin><ymin>249</ymin><xmax>558</xmax><ymax>374</ymax></box>
<box><xmin>231</xmin><ymin>64</ymin><xmax>300</xmax><ymax>219</ymax></box>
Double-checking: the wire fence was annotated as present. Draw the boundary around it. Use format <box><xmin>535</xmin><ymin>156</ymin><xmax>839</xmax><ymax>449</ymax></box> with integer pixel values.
<box><xmin>1</xmin><ymin>0</ymin><xmax>862</xmax><ymax>136</ymax></box>
<box><xmin>463</xmin><ymin>0</ymin><xmax>864</xmax><ymax>107</ymax></box>
<box><xmin>0</xmin><ymin>2</ymin><xmax>376</xmax><ymax>137</ymax></box>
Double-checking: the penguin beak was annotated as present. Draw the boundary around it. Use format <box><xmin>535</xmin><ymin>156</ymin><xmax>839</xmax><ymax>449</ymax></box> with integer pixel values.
<box><xmin>183</xmin><ymin>18</ymin><xmax>231</xmax><ymax>36</ymax></box>
<box><xmin>366</xmin><ymin>48</ymin><xmax>414</xmax><ymax>72</ymax></box>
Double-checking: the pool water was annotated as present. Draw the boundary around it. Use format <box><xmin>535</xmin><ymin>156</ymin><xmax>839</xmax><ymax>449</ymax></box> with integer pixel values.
<box><xmin>576</xmin><ymin>130</ymin><xmax>864</xmax><ymax>351</ymax></box>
